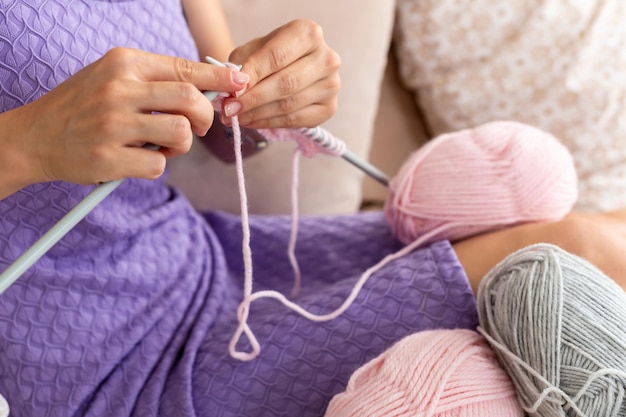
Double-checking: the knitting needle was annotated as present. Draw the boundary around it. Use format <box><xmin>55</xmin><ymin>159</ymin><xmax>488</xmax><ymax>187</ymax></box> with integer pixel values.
<box><xmin>340</xmin><ymin>148</ymin><xmax>390</xmax><ymax>187</ymax></box>
<box><xmin>0</xmin><ymin>179</ymin><xmax>123</xmax><ymax>294</ymax></box>
<box><xmin>0</xmin><ymin>144</ymin><xmax>160</xmax><ymax>294</ymax></box>
<box><xmin>205</xmin><ymin>56</ymin><xmax>391</xmax><ymax>187</ymax></box>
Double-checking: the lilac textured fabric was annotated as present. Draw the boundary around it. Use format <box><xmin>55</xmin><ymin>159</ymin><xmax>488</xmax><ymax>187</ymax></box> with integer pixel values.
<box><xmin>0</xmin><ymin>1</ymin><xmax>479</xmax><ymax>416</ymax></box>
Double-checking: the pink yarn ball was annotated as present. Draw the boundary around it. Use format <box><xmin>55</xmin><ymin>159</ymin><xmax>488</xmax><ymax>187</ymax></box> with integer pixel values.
<box><xmin>384</xmin><ymin>121</ymin><xmax>578</xmax><ymax>245</ymax></box>
<box><xmin>324</xmin><ymin>329</ymin><xmax>524</xmax><ymax>417</ymax></box>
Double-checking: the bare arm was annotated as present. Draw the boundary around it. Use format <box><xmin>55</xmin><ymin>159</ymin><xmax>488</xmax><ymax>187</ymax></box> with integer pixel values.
<box><xmin>454</xmin><ymin>211</ymin><xmax>626</xmax><ymax>293</ymax></box>
<box><xmin>181</xmin><ymin>0</ymin><xmax>234</xmax><ymax>62</ymax></box>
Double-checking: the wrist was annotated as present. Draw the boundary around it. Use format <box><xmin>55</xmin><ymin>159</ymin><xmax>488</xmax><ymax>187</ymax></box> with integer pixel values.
<box><xmin>0</xmin><ymin>106</ymin><xmax>41</xmax><ymax>199</ymax></box>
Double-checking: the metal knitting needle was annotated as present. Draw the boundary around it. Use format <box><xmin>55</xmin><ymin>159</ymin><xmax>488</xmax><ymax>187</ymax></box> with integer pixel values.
<box><xmin>299</xmin><ymin>126</ymin><xmax>390</xmax><ymax>187</ymax></box>
<box><xmin>0</xmin><ymin>144</ymin><xmax>160</xmax><ymax>294</ymax></box>
<box><xmin>340</xmin><ymin>148</ymin><xmax>390</xmax><ymax>187</ymax></box>
<box><xmin>0</xmin><ymin>179</ymin><xmax>123</xmax><ymax>294</ymax></box>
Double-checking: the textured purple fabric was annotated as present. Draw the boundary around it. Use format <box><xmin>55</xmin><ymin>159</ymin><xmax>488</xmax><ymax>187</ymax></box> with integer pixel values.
<box><xmin>0</xmin><ymin>1</ymin><xmax>479</xmax><ymax>416</ymax></box>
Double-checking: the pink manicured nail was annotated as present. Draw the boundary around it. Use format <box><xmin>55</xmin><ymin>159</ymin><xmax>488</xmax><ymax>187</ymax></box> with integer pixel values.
<box><xmin>224</xmin><ymin>101</ymin><xmax>242</xmax><ymax>117</ymax></box>
<box><xmin>231</xmin><ymin>71</ymin><xmax>250</xmax><ymax>85</ymax></box>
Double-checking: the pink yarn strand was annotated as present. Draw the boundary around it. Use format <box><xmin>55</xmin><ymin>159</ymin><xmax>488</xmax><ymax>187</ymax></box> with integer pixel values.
<box><xmin>226</xmin><ymin>123</ymin><xmax>370</xmax><ymax>358</ymax></box>
<box><xmin>288</xmin><ymin>149</ymin><xmax>302</xmax><ymax>298</ymax></box>
<box><xmin>224</xmin><ymin>118</ymin><xmax>354</xmax><ymax>358</ymax></box>
<box><xmin>224</xmin><ymin>118</ymin><xmax>456</xmax><ymax>358</ymax></box>
<box><xmin>226</xmin><ymin>119</ymin><xmax>579</xmax><ymax>362</ymax></box>
<box><xmin>245</xmin><ymin>223</ymin><xmax>456</xmax><ymax>322</ymax></box>
<box><xmin>227</xmin><ymin>114</ymin><xmax>261</xmax><ymax>361</ymax></box>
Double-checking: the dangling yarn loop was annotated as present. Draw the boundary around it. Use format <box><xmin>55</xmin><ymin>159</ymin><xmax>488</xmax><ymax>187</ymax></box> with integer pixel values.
<box><xmin>217</xmin><ymin>79</ymin><xmax>580</xmax><ymax>364</ymax></box>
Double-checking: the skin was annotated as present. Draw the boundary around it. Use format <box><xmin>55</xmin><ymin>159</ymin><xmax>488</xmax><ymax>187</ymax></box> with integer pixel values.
<box><xmin>225</xmin><ymin>19</ymin><xmax>341</xmax><ymax>129</ymax></box>
<box><xmin>453</xmin><ymin>210</ymin><xmax>626</xmax><ymax>293</ymax></box>
<box><xmin>181</xmin><ymin>0</ymin><xmax>341</xmax><ymax>129</ymax></box>
<box><xmin>0</xmin><ymin>1</ymin><xmax>340</xmax><ymax>200</ymax></box>
<box><xmin>0</xmin><ymin>48</ymin><xmax>245</xmax><ymax>199</ymax></box>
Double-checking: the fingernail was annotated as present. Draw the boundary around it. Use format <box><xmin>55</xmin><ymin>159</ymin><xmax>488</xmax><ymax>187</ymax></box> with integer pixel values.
<box><xmin>224</xmin><ymin>101</ymin><xmax>242</xmax><ymax>117</ymax></box>
<box><xmin>231</xmin><ymin>71</ymin><xmax>250</xmax><ymax>85</ymax></box>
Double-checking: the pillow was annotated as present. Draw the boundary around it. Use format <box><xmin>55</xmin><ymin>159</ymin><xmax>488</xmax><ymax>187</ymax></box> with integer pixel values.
<box><xmin>394</xmin><ymin>0</ymin><xmax>626</xmax><ymax>212</ymax></box>
<box><xmin>166</xmin><ymin>1</ymin><xmax>395</xmax><ymax>215</ymax></box>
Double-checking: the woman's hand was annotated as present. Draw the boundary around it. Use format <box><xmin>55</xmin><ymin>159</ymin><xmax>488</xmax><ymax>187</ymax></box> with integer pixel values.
<box><xmin>224</xmin><ymin>19</ymin><xmax>341</xmax><ymax>129</ymax></box>
<box><xmin>1</xmin><ymin>47</ymin><xmax>249</xmax><ymax>193</ymax></box>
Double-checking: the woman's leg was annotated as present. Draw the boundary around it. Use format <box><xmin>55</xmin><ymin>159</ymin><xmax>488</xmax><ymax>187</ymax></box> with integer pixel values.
<box><xmin>453</xmin><ymin>211</ymin><xmax>626</xmax><ymax>293</ymax></box>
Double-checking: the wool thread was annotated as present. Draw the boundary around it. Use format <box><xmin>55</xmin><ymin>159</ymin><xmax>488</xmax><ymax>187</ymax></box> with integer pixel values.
<box><xmin>324</xmin><ymin>329</ymin><xmax>525</xmax><ymax>417</ymax></box>
<box><xmin>224</xmin><ymin>124</ymin><xmax>349</xmax><ymax>360</ymax></box>
<box><xmin>217</xmin><ymin>73</ymin><xmax>578</xmax><ymax>361</ymax></box>
<box><xmin>477</xmin><ymin>243</ymin><xmax>626</xmax><ymax>416</ymax></box>
<box><xmin>211</xmin><ymin>75</ymin><xmax>348</xmax><ymax>359</ymax></box>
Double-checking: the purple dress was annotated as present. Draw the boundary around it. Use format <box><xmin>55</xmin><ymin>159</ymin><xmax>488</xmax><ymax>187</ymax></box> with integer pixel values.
<box><xmin>0</xmin><ymin>1</ymin><xmax>478</xmax><ymax>416</ymax></box>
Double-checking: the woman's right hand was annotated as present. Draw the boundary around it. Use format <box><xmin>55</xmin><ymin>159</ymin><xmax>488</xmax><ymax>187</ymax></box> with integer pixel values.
<box><xmin>0</xmin><ymin>47</ymin><xmax>249</xmax><ymax>196</ymax></box>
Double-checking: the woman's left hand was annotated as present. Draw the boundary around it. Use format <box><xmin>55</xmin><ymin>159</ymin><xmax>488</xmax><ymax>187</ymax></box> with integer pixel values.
<box><xmin>224</xmin><ymin>19</ymin><xmax>341</xmax><ymax>129</ymax></box>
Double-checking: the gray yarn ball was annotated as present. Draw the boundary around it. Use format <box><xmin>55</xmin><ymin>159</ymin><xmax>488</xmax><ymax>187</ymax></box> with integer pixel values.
<box><xmin>476</xmin><ymin>243</ymin><xmax>626</xmax><ymax>417</ymax></box>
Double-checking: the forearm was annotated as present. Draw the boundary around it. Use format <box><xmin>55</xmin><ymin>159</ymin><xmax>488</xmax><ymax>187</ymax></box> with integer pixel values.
<box><xmin>182</xmin><ymin>0</ymin><xmax>234</xmax><ymax>62</ymax></box>
<box><xmin>453</xmin><ymin>211</ymin><xmax>626</xmax><ymax>293</ymax></box>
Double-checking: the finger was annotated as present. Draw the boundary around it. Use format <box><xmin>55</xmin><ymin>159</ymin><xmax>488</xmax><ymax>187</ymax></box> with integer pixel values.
<box><xmin>114</xmin><ymin>146</ymin><xmax>168</xmax><ymax>181</ymax></box>
<box><xmin>236</xmin><ymin>102</ymin><xmax>336</xmax><ymax>130</ymax></box>
<box><xmin>75</xmin><ymin>112</ymin><xmax>192</xmax><ymax>183</ymax></box>
<box><xmin>233</xmin><ymin>78</ymin><xmax>339</xmax><ymax>126</ymax></box>
<box><xmin>229</xmin><ymin>54</ymin><xmax>323</xmax><ymax>116</ymax></box>
<box><xmin>235</xmin><ymin>20</ymin><xmax>323</xmax><ymax>89</ymax></box>
<box><xmin>127</xmin><ymin>113</ymin><xmax>196</xmax><ymax>157</ymax></box>
<box><xmin>137</xmin><ymin>81</ymin><xmax>216</xmax><ymax>136</ymax></box>
<box><xmin>85</xmin><ymin>143</ymin><xmax>167</xmax><ymax>183</ymax></box>
<box><xmin>103</xmin><ymin>47</ymin><xmax>249</xmax><ymax>93</ymax></box>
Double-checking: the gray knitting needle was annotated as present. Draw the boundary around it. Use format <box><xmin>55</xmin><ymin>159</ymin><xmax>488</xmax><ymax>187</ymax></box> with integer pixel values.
<box><xmin>299</xmin><ymin>126</ymin><xmax>390</xmax><ymax>187</ymax></box>
<box><xmin>341</xmin><ymin>148</ymin><xmax>389</xmax><ymax>187</ymax></box>
<box><xmin>0</xmin><ymin>144</ymin><xmax>160</xmax><ymax>294</ymax></box>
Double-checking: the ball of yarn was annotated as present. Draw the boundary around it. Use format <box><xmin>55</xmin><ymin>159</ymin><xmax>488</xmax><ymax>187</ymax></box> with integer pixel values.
<box><xmin>385</xmin><ymin>121</ymin><xmax>578</xmax><ymax>244</ymax></box>
<box><xmin>477</xmin><ymin>243</ymin><xmax>626</xmax><ymax>417</ymax></box>
<box><xmin>324</xmin><ymin>329</ymin><xmax>524</xmax><ymax>417</ymax></box>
